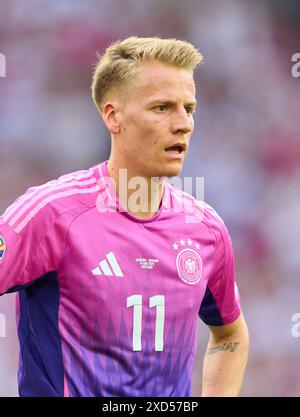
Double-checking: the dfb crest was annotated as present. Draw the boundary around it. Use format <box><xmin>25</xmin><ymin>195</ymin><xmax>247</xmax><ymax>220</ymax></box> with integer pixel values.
<box><xmin>172</xmin><ymin>239</ymin><xmax>202</xmax><ymax>285</ymax></box>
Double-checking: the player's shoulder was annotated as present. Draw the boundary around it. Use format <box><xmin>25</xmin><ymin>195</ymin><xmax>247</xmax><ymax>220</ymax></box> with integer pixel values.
<box><xmin>167</xmin><ymin>181</ymin><xmax>230</xmax><ymax>241</ymax></box>
<box><xmin>1</xmin><ymin>165</ymin><xmax>100</xmax><ymax>234</ymax></box>
<box><xmin>21</xmin><ymin>164</ymin><xmax>100</xmax><ymax>214</ymax></box>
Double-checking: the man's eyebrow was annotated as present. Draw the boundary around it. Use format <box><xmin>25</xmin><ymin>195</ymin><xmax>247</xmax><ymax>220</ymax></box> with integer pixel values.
<box><xmin>147</xmin><ymin>99</ymin><xmax>197</xmax><ymax>108</ymax></box>
<box><xmin>186</xmin><ymin>101</ymin><xmax>197</xmax><ymax>109</ymax></box>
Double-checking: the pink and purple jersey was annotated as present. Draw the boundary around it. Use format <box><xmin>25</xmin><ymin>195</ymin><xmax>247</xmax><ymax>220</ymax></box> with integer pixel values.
<box><xmin>0</xmin><ymin>161</ymin><xmax>240</xmax><ymax>397</ymax></box>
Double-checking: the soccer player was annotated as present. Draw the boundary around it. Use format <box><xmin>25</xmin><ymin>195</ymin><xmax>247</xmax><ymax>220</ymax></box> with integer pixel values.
<box><xmin>0</xmin><ymin>36</ymin><xmax>249</xmax><ymax>397</ymax></box>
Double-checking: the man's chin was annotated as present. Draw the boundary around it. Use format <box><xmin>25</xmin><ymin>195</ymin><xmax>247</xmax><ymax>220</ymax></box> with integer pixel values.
<box><xmin>155</xmin><ymin>161</ymin><xmax>183</xmax><ymax>178</ymax></box>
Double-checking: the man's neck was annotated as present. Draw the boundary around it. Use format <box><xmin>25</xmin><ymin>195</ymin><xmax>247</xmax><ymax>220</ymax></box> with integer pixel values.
<box><xmin>106</xmin><ymin>160</ymin><xmax>165</xmax><ymax>219</ymax></box>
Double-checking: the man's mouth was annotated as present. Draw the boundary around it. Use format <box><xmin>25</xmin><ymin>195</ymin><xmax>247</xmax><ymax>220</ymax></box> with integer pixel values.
<box><xmin>164</xmin><ymin>143</ymin><xmax>186</xmax><ymax>154</ymax></box>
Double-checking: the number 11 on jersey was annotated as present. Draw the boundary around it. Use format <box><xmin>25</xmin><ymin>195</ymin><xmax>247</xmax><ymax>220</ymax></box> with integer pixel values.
<box><xmin>127</xmin><ymin>295</ymin><xmax>165</xmax><ymax>352</ymax></box>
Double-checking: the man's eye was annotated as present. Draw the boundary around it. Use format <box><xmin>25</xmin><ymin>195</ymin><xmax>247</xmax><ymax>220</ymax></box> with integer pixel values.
<box><xmin>155</xmin><ymin>105</ymin><xmax>168</xmax><ymax>112</ymax></box>
<box><xmin>185</xmin><ymin>107</ymin><xmax>194</xmax><ymax>115</ymax></box>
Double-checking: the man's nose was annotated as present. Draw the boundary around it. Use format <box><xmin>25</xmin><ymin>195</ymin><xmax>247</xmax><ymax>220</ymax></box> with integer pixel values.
<box><xmin>170</xmin><ymin>107</ymin><xmax>193</xmax><ymax>134</ymax></box>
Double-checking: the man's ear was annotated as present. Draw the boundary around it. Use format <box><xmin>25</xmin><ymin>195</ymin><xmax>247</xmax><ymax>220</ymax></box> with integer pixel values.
<box><xmin>102</xmin><ymin>101</ymin><xmax>121</xmax><ymax>134</ymax></box>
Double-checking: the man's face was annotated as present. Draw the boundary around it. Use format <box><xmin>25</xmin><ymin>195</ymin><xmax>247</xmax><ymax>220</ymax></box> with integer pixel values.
<box><xmin>113</xmin><ymin>62</ymin><xmax>196</xmax><ymax>178</ymax></box>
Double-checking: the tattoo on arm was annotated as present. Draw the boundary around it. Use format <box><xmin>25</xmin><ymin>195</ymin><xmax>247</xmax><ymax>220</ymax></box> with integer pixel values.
<box><xmin>206</xmin><ymin>342</ymin><xmax>239</xmax><ymax>356</ymax></box>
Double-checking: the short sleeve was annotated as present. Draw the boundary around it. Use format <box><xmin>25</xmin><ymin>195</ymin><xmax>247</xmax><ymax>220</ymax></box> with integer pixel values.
<box><xmin>199</xmin><ymin>215</ymin><xmax>241</xmax><ymax>326</ymax></box>
<box><xmin>0</xmin><ymin>194</ymin><xmax>67</xmax><ymax>295</ymax></box>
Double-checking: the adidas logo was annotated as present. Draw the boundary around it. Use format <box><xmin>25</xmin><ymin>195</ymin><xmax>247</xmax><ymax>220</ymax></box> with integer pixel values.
<box><xmin>92</xmin><ymin>252</ymin><xmax>124</xmax><ymax>277</ymax></box>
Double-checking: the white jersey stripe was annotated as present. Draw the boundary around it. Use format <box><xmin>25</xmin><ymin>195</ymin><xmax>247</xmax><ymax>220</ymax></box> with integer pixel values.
<box><xmin>15</xmin><ymin>185</ymin><xmax>99</xmax><ymax>234</ymax></box>
<box><xmin>99</xmin><ymin>259</ymin><xmax>113</xmax><ymax>276</ymax></box>
<box><xmin>98</xmin><ymin>165</ymin><xmax>115</xmax><ymax>201</ymax></box>
<box><xmin>172</xmin><ymin>192</ymin><xmax>193</xmax><ymax>206</ymax></box>
<box><xmin>171</xmin><ymin>186</ymin><xmax>200</xmax><ymax>211</ymax></box>
<box><xmin>106</xmin><ymin>252</ymin><xmax>124</xmax><ymax>277</ymax></box>
<box><xmin>8</xmin><ymin>178</ymin><xmax>97</xmax><ymax>227</ymax></box>
<box><xmin>2</xmin><ymin>171</ymin><xmax>94</xmax><ymax>221</ymax></box>
<box><xmin>92</xmin><ymin>267</ymin><xmax>102</xmax><ymax>276</ymax></box>
<box><xmin>2</xmin><ymin>173</ymin><xmax>76</xmax><ymax>219</ymax></box>
<box><xmin>161</xmin><ymin>182</ymin><xmax>171</xmax><ymax>211</ymax></box>
<box><xmin>2</xmin><ymin>171</ymin><xmax>95</xmax><ymax>222</ymax></box>
<box><xmin>169</xmin><ymin>189</ymin><xmax>188</xmax><ymax>211</ymax></box>
<box><xmin>171</xmin><ymin>186</ymin><xmax>195</xmax><ymax>203</ymax></box>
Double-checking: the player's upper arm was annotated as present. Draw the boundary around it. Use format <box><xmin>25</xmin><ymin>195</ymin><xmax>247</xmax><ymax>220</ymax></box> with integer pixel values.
<box><xmin>199</xmin><ymin>206</ymin><xmax>241</xmax><ymax>326</ymax></box>
<box><xmin>207</xmin><ymin>312</ymin><xmax>248</xmax><ymax>341</ymax></box>
<box><xmin>0</xmin><ymin>190</ymin><xmax>69</xmax><ymax>295</ymax></box>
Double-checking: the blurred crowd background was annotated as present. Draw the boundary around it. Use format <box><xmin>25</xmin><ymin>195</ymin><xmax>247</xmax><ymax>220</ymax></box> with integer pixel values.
<box><xmin>0</xmin><ymin>0</ymin><xmax>300</xmax><ymax>396</ymax></box>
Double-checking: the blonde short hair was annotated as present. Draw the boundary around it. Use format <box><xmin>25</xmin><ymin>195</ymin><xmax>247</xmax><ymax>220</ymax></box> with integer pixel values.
<box><xmin>91</xmin><ymin>36</ymin><xmax>203</xmax><ymax>113</ymax></box>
